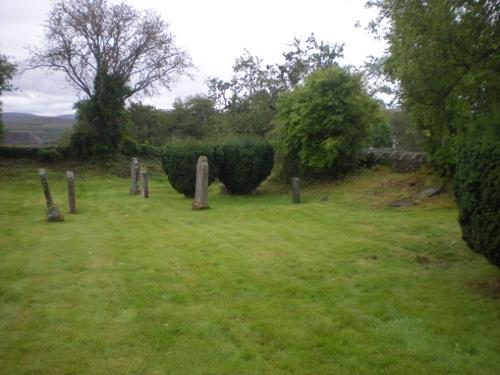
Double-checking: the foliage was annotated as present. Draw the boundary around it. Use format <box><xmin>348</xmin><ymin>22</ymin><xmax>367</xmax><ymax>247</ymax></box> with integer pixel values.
<box><xmin>454</xmin><ymin>131</ymin><xmax>500</xmax><ymax>267</ymax></box>
<box><xmin>121</xmin><ymin>136</ymin><xmax>140</xmax><ymax>157</ymax></box>
<box><xmin>0</xmin><ymin>146</ymin><xmax>64</xmax><ymax>162</ymax></box>
<box><xmin>207</xmin><ymin>34</ymin><xmax>343</xmax><ymax>138</ymax></box>
<box><xmin>367</xmin><ymin>0</ymin><xmax>500</xmax><ymax>175</ymax></box>
<box><xmin>368</xmin><ymin>110</ymin><xmax>393</xmax><ymax>148</ymax></box>
<box><xmin>218</xmin><ymin>140</ymin><xmax>274</xmax><ymax>194</ymax></box>
<box><xmin>0</xmin><ymin>54</ymin><xmax>16</xmax><ymax>140</ymax></box>
<box><xmin>277</xmin><ymin>67</ymin><xmax>380</xmax><ymax>178</ymax></box>
<box><xmin>29</xmin><ymin>0</ymin><xmax>192</xmax><ymax>156</ymax></box>
<box><xmin>388</xmin><ymin>108</ymin><xmax>424</xmax><ymax>151</ymax></box>
<box><xmin>74</xmin><ymin>73</ymin><xmax>132</xmax><ymax>155</ymax></box>
<box><xmin>161</xmin><ymin>140</ymin><xmax>219</xmax><ymax>197</ymax></box>
<box><xmin>169</xmin><ymin>95</ymin><xmax>217</xmax><ymax>138</ymax></box>
<box><xmin>128</xmin><ymin>103</ymin><xmax>170</xmax><ymax>146</ymax></box>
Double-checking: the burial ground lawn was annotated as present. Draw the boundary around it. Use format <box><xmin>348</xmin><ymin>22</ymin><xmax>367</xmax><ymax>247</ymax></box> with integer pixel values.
<box><xmin>0</xmin><ymin>161</ymin><xmax>499</xmax><ymax>374</ymax></box>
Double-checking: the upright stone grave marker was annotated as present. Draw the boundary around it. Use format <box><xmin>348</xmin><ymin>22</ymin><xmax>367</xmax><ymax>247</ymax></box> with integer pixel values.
<box><xmin>38</xmin><ymin>168</ymin><xmax>64</xmax><ymax>222</ymax></box>
<box><xmin>66</xmin><ymin>171</ymin><xmax>76</xmax><ymax>213</ymax></box>
<box><xmin>192</xmin><ymin>156</ymin><xmax>209</xmax><ymax>210</ymax></box>
<box><xmin>140</xmin><ymin>165</ymin><xmax>149</xmax><ymax>198</ymax></box>
<box><xmin>129</xmin><ymin>157</ymin><xmax>140</xmax><ymax>195</ymax></box>
<box><xmin>292</xmin><ymin>177</ymin><xmax>301</xmax><ymax>204</ymax></box>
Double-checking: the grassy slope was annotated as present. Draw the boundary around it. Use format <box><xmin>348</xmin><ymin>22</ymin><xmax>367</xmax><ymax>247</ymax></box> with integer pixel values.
<box><xmin>0</xmin><ymin>162</ymin><xmax>499</xmax><ymax>374</ymax></box>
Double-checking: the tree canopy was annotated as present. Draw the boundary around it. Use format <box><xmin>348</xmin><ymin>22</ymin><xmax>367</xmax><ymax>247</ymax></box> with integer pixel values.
<box><xmin>367</xmin><ymin>0</ymin><xmax>500</xmax><ymax>174</ymax></box>
<box><xmin>277</xmin><ymin>66</ymin><xmax>380</xmax><ymax>178</ymax></box>
<box><xmin>29</xmin><ymin>0</ymin><xmax>192</xmax><ymax>156</ymax></box>
<box><xmin>0</xmin><ymin>54</ymin><xmax>16</xmax><ymax>140</ymax></box>
<box><xmin>29</xmin><ymin>0</ymin><xmax>192</xmax><ymax>100</ymax></box>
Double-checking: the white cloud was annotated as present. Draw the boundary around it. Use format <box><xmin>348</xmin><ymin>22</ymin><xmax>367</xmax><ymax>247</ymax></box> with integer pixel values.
<box><xmin>0</xmin><ymin>0</ymin><xmax>385</xmax><ymax>115</ymax></box>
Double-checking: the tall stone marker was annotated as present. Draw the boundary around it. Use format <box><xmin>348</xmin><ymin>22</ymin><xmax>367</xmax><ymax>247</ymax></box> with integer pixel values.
<box><xmin>292</xmin><ymin>177</ymin><xmax>301</xmax><ymax>204</ymax></box>
<box><xmin>38</xmin><ymin>169</ymin><xmax>64</xmax><ymax>222</ymax></box>
<box><xmin>66</xmin><ymin>171</ymin><xmax>76</xmax><ymax>213</ymax></box>
<box><xmin>129</xmin><ymin>157</ymin><xmax>140</xmax><ymax>195</ymax></box>
<box><xmin>192</xmin><ymin>156</ymin><xmax>209</xmax><ymax>210</ymax></box>
<box><xmin>140</xmin><ymin>165</ymin><xmax>149</xmax><ymax>198</ymax></box>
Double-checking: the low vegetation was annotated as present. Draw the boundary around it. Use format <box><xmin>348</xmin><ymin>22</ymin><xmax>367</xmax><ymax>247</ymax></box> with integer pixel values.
<box><xmin>0</xmin><ymin>162</ymin><xmax>499</xmax><ymax>374</ymax></box>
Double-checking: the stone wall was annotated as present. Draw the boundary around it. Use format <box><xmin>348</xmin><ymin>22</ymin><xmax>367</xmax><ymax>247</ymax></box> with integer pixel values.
<box><xmin>361</xmin><ymin>148</ymin><xmax>428</xmax><ymax>172</ymax></box>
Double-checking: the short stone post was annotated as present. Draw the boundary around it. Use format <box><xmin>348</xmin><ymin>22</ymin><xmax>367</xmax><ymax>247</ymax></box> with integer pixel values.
<box><xmin>129</xmin><ymin>157</ymin><xmax>140</xmax><ymax>195</ymax></box>
<box><xmin>66</xmin><ymin>171</ymin><xmax>76</xmax><ymax>213</ymax></box>
<box><xmin>38</xmin><ymin>169</ymin><xmax>64</xmax><ymax>222</ymax></box>
<box><xmin>140</xmin><ymin>165</ymin><xmax>149</xmax><ymax>198</ymax></box>
<box><xmin>292</xmin><ymin>177</ymin><xmax>301</xmax><ymax>204</ymax></box>
<box><xmin>192</xmin><ymin>156</ymin><xmax>209</xmax><ymax>210</ymax></box>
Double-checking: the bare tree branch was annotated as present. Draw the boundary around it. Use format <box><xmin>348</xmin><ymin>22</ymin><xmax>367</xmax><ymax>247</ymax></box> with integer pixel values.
<box><xmin>28</xmin><ymin>0</ymin><xmax>192</xmax><ymax>101</ymax></box>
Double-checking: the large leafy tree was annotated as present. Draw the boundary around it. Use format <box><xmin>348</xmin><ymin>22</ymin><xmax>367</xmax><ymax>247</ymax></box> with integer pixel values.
<box><xmin>29</xmin><ymin>0</ymin><xmax>192</xmax><ymax>154</ymax></box>
<box><xmin>367</xmin><ymin>0</ymin><xmax>500</xmax><ymax>175</ymax></box>
<box><xmin>0</xmin><ymin>54</ymin><xmax>16</xmax><ymax>141</ymax></box>
<box><xmin>277</xmin><ymin>67</ymin><xmax>380</xmax><ymax>178</ymax></box>
<box><xmin>207</xmin><ymin>34</ymin><xmax>343</xmax><ymax>138</ymax></box>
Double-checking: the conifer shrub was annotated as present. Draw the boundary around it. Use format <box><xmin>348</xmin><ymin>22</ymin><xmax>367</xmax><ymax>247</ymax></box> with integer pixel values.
<box><xmin>161</xmin><ymin>140</ymin><xmax>219</xmax><ymax>197</ymax></box>
<box><xmin>454</xmin><ymin>133</ymin><xmax>500</xmax><ymax>267</ymax></box>
<box><xmin>218</xmin><ymin>140</ymin><xmax>274</xmax><ymax>194</ymax></box>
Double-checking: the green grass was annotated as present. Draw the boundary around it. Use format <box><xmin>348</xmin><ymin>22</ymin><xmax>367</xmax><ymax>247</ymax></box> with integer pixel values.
<box><xmin>0</xmin><ymin>161</ymin><xmax>499</xmax><ymax>374</ymax></box>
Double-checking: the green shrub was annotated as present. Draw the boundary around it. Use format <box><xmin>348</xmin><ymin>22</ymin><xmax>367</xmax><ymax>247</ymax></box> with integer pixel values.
<box><xmin>161</xmin><ymin>140</ymin><xmax>219</xmax><ymax>197</ymax></box>
<box><xmin>218</xmin><ymin>140</ymin><xmax>274</xmax><ymax>194</ymax></box>
<box><xmin>121</xmin><ymin>136</ymin><xmax>140</xmax><ymax>156</ymax></box>
<box><xmin>276</xmin><ymin>67</ymin><xmax>379</xmax><ymax>179</ymax></box>
<box><xmin>38</xmin><ymin>148</ymin><xmax>64</xmax><ymax>163</ymax></box>
<box><xmin>454</xmin><ymin>133</ymin><xmax>500</xmax><ymax>267</ymax></box>
<box><xmin>0</xmin><ymin>146</ymin><xmax>40</xmax><ymax>159</ymax></box>
<box><xmin>69</xmin><ymin>129</ymin><xmax>99</xmax><ymax>160</ymax></box>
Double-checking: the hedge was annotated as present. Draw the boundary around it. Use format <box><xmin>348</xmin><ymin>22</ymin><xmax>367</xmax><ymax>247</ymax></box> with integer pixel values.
<box><xmin>218</xmin><ymin>140</ymin><xmax>274</xmax><ymax>194</ymax></box>
<box><xmin>453</xmin><ymin>133</ymin><xmax>500</xmax><ymax>267</ymax></box>
<box><xmin>161</xmin><ymin>141</ymin><xmax>219</xmax><ymax>197</ymax></box>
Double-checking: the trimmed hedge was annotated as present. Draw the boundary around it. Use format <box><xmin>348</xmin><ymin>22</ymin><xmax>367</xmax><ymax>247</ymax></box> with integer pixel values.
<box><xmin>218</xmin><ymin>140</ymin><xmax>274</xmax><ymax>194</ymax></box>
<box><xmin>453</xmin><ymin>133</ymin><xmax>500</xmax><ymax>267</ymax></box>
<box><xmin>161</xmin><ymin>139</ymin><xmax>275</xmax><ymax>197</ymax></box>
<box><xmin>161</xmin><ymin>141</ymin><xmax>219</xmax><ymax>197</ymax></box>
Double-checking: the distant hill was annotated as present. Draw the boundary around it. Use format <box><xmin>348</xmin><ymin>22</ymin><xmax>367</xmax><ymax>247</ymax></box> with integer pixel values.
<box><xmin>2</xmin><ymin>112</ymin><xmax>75</xmax><ymax>144</ymax></box>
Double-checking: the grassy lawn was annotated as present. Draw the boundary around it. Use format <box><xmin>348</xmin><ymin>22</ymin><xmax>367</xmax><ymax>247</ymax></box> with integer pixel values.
<box><xmin>0</xmin><ymin>160</ymin><xmax>499</xmax><ymax>374</ymax></box>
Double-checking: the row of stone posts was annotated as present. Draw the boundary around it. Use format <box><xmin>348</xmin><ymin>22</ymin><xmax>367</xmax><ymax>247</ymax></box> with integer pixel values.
<box><xmin>40</xmin><ymin>157</ymin><xmax>302</xmax><ymax>221</ymax></box>
<box><xmin>129</xmin><ymin>157</ymin><xmax>149</xmax><ymax>198</ymax></box>
<box><xmin>38</xmin><ymin>168</ymin><xmax>77</xmax><ymax>222</ymax></box>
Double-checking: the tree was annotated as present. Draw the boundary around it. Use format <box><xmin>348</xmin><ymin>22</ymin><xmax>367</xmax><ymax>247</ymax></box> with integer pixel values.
<box><xmin>0</xmin><ymin>54</ymin><xmax>16</xmax><ymax>141</ymax></box>
<box><xmin>367</xmin><ymin>0</ymin><xmax>500</xmax><ymax>175</ymax></box>
<box><xmin>277</xmin><ymin>67</ymin><xmax>380</xmax><ymax>178</ymax></box>
<box><xmin>128</xmin><ymin>103</ymin><xmax>170</xmax><ymax>146</ymax></box>
<box><xmin>29</xmin><ymin>0</ymin><xmax>192</xmax><ymax>155</ymax></box>
<box><xmin>169</xmin><ymin>95</ymin><xmax>217</xmax><ymax>139</ymax></box>
<box><xmin>207</xmin><ymin>34</ymin><xmax>343</xmax><ymax>138</ymax></box>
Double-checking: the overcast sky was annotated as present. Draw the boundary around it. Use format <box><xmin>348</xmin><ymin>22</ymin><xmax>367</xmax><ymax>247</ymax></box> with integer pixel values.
<box><xmin>0</xmin><ymin>0</ymin><xmax>385</xmax><ymax>116</ymax></box>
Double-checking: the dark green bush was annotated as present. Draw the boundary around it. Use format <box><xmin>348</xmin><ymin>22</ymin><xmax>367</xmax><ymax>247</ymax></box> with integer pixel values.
<box><xmin>161</xmin><ymin>141</ymin><xmax>219</xmax><ymax>197</ymax></box>
<box><xmin>38</xmin><ymin>148</ymin><xmax>64</xmax><ymax>163</ymax></box>
<box><xmin>0</xmin><ymin>146</ymin><xmax>66</xmax><ymax>162</ymax></box>
<box><xmin>454</xmin><ymin>133</ymin><xmax>500</xmax><ymax>267</ymax></box>
<box><xmin>121</xmin><ymin>136</ymin><xmax>140</xmax><ymax>156</ymax></box>
<box><xmin>0</xmin><ymin>146</ymin><xmax>40</xmax><ymax>159</ymax></box>
<box><xmin>69</xmin><ymin>129</ymin><xmax>100</xmax><ymax>160</ymax></box>
<box><xmin>218</xmin><ymin>140</ymin><xmax>274</xmax><ymax>194</ymax></box>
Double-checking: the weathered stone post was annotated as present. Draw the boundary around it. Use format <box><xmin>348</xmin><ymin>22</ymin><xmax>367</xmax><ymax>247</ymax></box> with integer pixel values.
<box><xmin>66</xmin><ymin>171</ymin><xmax>76</xmax><ymax>213</ymax></box>
<box><xmin>140</xmin><ymin>165</ymin><xmax>149</xmax><ymax>198</ymax></box>
<box><xmin>129</xmin><ymin>157</ymin><xmax>140</xmax><ymax>195</ymax></box>
<box><xmin>38</xmin><ymin>169</ymin><xmax>64</xmax><ymax>222</ymax></box>
<box><xmin>192</xmin><ymin>156</ymin><xmax>209</xmax><ymax>210</ymax></box>
<box><xmin>292</xmin><ymin>177</ymin><xmax>301</xmax><ymax>204</ymax></box>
